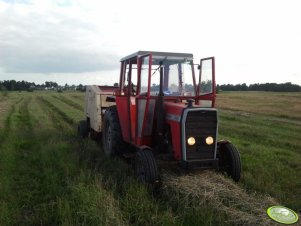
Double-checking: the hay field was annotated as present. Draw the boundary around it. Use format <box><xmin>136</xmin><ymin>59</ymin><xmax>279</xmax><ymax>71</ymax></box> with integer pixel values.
<box><xmin>216</xmin><ymin>91</ymin><xmax>301</xmax><ymax>210</ymax></box>
<box><xmin>0</xmin><ymin>91</ymin><xmax>300</xmax><ymax>225</ymax></box>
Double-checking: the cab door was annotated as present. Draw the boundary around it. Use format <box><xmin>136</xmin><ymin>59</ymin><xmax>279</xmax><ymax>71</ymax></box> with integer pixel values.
<box><xmin>198</xmin><ymin>57</ymin><xmax>216</xmax><ymax>107</ymax></box>
<box><xmin>136</xmin><ymin>54</ymin><xmax>155</xmax><ymax>145</ymax></box>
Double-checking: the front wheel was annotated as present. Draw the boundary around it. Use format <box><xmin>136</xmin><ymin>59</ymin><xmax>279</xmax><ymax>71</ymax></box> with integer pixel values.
<box><xmin>217</xmin><ymin>141</ymin><xmax>241</xmax><ymax>182</ymax></box>
<box><xmin>135</xmin><ymin>148</ymin><xmax>158</xmax><ymax>184</ymax></box>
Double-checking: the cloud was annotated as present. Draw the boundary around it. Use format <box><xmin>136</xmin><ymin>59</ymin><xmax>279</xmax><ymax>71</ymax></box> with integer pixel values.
<box><xmin>2</xmin><ymin>0</ymin><xmax>31</xmax><ymax>4</ymax></box>
<box><xmin>0</xmin><ymin>46</ymin><xmax>120</xmax><ymax>73</ymax></box>
<box><xmin>0</xmin><ymin>0</ymin><xmax>120</xmax><ymax>74</ymax></box>
<box><xmin>1</xmin><ymin>0</ymin><xmax>301</xmax><ymax>86</ymax></box>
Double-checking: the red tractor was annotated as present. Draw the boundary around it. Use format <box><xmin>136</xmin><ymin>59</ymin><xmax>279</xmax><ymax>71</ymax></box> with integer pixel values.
<box><xmin>79</xmin><ymin>51</ymin><xmax>241</xmax><ymax>183</ymax></box>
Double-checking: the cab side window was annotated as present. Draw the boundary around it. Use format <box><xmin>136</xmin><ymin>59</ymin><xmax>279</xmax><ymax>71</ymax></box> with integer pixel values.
<box><xmin>123</xmin><ymin>62</ymin><xmax>138</xmax><ymax>96</ymax></box>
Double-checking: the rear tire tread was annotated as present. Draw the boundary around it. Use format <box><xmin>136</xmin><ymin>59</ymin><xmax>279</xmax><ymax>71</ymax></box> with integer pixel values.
<box><xmin>102</xmin><ymin>106</ymin><xmax>126</xmax><ymax>156</ymax></box>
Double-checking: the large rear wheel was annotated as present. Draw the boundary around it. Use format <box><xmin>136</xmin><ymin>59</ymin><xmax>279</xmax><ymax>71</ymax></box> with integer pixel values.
<box><xmin>217</xmin><ymin>141</ymin><xmax>241</xmax><ymax>182</ymax></box>
<box><xmin>102</xmin><ymin>106</ymin><xmax>125</xmax><ymax>157</ymax></box>
<box><xmin>135</xmin><ymin>148</ymin><xmax>158</xmax><ymax>184</ymax></box>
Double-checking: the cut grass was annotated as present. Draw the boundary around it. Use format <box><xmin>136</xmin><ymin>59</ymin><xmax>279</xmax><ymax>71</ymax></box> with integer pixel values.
<box><xmin>52</xmin><ymin>94</ymin><xmax>84</xmax><ymax>112</ymax></box>
<box><xmin>216</xmin><ymin>91</ymin><xmax>301</xmax><ymax>120</ymax></box>
<box><xmin>0</xmin><ymin>105</ymin><xmax>15</xmax><ymax>147</ymax></box>
<box><xmin>0</xmin><ymin>93</ymin><xmax>23</xmax><ymax>129</ymax></box>
<box><xmin>0</xmin><ymin>91</ymin><xmax>300</xmax><ymax>225</ymax></box>
<box><xmin>0</xmin><ymin>92</ymin><xmax>180</xmax><ymax>226</ymax></box>
<box><xmin>0</xmin><ymin>96</ymin><xmax>34</xmax><ymax>225</ymax></box>
<box><xmin>0</xmin><ymin>94</ymin><xmax>127</xmax><ymax>225</ymax></box>
<box><xmin>38</xmin><ymin>96</ymin><xmax>76</xmax><ymax>126</ymax></box>
<box><xmin>216</xmin><ymin>92</ymin><xmax>301</xmax><ymax>212</ymax></box>
<box><xmin>161</xmin><ymin>171</ymin><xmax>280</xmax><ymax>226</ymax></box>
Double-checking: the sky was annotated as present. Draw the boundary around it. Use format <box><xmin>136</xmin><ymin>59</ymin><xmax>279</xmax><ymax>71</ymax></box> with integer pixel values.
<box><xmin>0</xmin><ymin>0</ymin><xmax>301</xmax><ymax>86</ymax></box>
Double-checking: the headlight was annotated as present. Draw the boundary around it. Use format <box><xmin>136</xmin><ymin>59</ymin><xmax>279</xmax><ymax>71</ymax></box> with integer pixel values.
<box><xmin>187</xmin><ymin>137</ymin><xmax>196</xmax><ymax>146</ymax></box>
<box><xmin>206</xmin><ymin>136</ymin><xmax>214</xmax><ymax>145</ymax></box>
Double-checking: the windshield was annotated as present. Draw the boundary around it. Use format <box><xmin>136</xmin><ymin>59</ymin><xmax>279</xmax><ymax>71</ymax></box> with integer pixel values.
<box><xmin>149</xmin><ymin>56</ymin><xmax>195</xmax><ymax>96</ymax></box>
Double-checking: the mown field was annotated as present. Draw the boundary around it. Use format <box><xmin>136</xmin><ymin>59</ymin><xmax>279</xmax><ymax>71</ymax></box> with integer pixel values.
<box><xmin>0</xmin><ymin>91</ymin><xmax>300</xmax><ymax>226</ymax></box>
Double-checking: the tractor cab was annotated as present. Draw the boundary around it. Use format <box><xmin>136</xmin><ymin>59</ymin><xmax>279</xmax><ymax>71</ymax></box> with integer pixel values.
<box><xmin>80</xmin><ymin>51</ymin><xmax>241</xmax><ymax>184</ymax></box>
<box><xmin>115</xmin><ymin>51</ymin><xmax>215</xmax><ymax>142</ymax></box>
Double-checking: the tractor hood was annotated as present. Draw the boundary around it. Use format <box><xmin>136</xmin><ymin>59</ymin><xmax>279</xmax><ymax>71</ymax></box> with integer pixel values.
<box><xmin>163</xmin><ymin>101</ymin><xmax>218</xmax><ymax>163</ymax></box>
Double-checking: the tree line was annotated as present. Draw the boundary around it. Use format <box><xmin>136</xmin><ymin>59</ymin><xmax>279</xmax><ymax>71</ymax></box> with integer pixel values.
<box><xmin>1</xmin><ymin>80</ymin><xmax>300</xmax><ymax>92</ymax></box>
<box><xmin>217</xmin><ymin>82</ymin><xmax>300</xmax><ymax>92</ymax></box>
<box><xmin>0</xmin><ymin>80</ymin><xmax>85</xmax><ymax>91</ymax></box>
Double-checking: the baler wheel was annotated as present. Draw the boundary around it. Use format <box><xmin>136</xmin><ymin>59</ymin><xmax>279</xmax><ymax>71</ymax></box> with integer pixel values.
<box><xmin>102</xmin><ymin>106</ymin><xmax>125</xmax><ymax>157</ymax></box>
<box><xmin>78</xmin><ymin>120</ymin><xmax>89</xmax><ymax>138</ymax></box>
<box><xmin>217</xmin><ymin>142</ymin><xmax>241</xmax><ymax>182</ymax></box>
<box><xmin>90</xmin><ymin>130</ymin><xmax>101</xmax><ymax>141</ymax></box>
<box><xmin>135</xmin><ymin>148</ymin><xmax>158</xmax><ymax>184</ymax></box>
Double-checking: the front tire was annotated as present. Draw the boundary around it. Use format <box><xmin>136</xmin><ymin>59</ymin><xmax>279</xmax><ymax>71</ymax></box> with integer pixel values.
<box><xmin>102</xmin><ymin>106</ymin><xmax>125</xmax><ymax>157</ymax></box>
<box><xmin>135</xmin><ymin>148</ymin><xmax>158</xmax><ymax>184</ymax></box>
<box><xmin>217</xmin><ymin>141</ymin><xmax>241</xmax><ymax>182</ymax></box>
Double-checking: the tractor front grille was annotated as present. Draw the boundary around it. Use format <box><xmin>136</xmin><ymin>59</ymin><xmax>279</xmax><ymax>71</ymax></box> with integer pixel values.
<box><xmin>184</xmin><ymin>109</ymin><xmax>217</xmax><ymax>160</ymax></box>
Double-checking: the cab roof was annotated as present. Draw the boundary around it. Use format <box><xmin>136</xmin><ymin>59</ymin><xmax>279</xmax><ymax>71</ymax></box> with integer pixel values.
<box><xmin>120</xmin><ymin>51</ymin><xmax>193</xmax><ymax>62</ymax></box>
